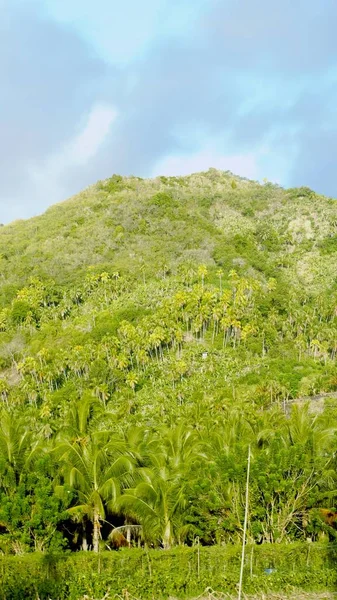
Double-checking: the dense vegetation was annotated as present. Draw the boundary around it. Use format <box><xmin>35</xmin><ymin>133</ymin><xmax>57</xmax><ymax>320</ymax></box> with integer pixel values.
<box><xmin>1</xmin><ymin>169</ymin><xmax>337</xmax><ymax>561</ymax></box>
<box><xmin>2</xmin><ymin>543</ymin><xmax>337</xmax><ymax>599</ymax></box>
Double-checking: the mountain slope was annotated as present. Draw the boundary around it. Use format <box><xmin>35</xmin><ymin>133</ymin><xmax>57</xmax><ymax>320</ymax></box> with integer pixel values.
<box><xmin>1</xmin><ymin>169</ymin><xmax>337</xmax><ymax>298</ymax></box>
<box><xmin>1</xmin><ymin>169</ymin><xmax>337</xmax><ymax>553</ymax></box>
<box><xmin>0</xmin><ymin>168</ymin><xmax>336</xmax><ymax>422</ymax></box>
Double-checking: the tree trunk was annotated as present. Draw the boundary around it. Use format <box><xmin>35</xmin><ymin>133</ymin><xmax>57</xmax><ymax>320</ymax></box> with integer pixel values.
<box><xmin>93</xmin><ymin>510</ymin><xmax>100</xmax><ymax>553</ymax></box>
<box><xmin>163</xmin><ymin>520</ymin><xmax>171</xmax><ymax>550</ymax></box>
<box><xmin>126</xmin><ymin>522</ymin><xmax>131</xmax><ymax>548</ymax></box>
<box><xmin>82</xmin><ymin>521</ymin><xmax>88</xmax><ymax>551</ymax></box>
<box><xmin>82</xmin><ymin>537</ymin><xmax>88</xmax><ymax>551</ymax></box>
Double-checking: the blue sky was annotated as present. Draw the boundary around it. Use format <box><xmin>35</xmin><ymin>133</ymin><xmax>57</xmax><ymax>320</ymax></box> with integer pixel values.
<box><xmin>1</xmin><ymin>0</ymin><xmax>337</xmax><ymax>223</ymax></box>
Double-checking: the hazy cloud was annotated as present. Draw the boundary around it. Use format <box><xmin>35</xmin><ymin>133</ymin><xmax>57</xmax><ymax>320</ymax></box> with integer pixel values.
<box><xmin>153</xmin><ymin>147</ymin><xmax>261</xmax><ymax>181</ymax></box>
<box><xmin>0</xmin><ymin>0</ymin><xmax>116</xmax><ymax>221</ymax></box>
<box><xmin>29</xmin><ymin>103</ymin><xmax>117</xmax><ymax>207</ymax></box>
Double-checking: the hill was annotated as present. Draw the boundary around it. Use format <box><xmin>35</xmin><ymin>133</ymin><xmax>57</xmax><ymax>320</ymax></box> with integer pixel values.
<box><xmin>1</xmin><ymin>169</ymin><xmax>337</xmax><ymax>558</ymax></box>
<box><xmin>2</xmin><ymin>169</ymin><xmax>337</xmax><ymax>293</ymax></box>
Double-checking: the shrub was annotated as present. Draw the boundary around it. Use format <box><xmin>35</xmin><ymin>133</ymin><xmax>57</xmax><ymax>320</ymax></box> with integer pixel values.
<box><xmin>11</xmin><ymin>300</ymin><xmax>33</xmax><ymax>325</ymax></box>
<box><xmin>1</xmin><ymin>543</ymin><xmax>337</xmax><ymax>600</ymax></box>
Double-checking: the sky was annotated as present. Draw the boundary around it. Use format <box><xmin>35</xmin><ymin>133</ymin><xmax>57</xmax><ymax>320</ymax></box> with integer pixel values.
<box><xmin>1</xmin><ymin>0</ymin><xmax>337</xmax><ymax>223</ymax></box>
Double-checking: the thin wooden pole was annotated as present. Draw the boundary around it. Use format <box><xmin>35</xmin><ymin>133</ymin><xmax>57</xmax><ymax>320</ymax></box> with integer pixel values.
<box><xmin>238</xmin><ymin>445</ymin><xmax>251</xmax><ymax>600</ymax></box>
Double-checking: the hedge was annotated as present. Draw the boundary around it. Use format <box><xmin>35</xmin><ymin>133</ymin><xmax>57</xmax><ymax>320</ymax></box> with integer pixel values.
<box><xmin>1</xmin><ymin>542</ymin><xmax>337</xmax><ymax>599</ymax></box>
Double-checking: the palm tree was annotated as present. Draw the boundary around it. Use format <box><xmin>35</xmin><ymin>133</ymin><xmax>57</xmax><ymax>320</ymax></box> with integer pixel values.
<box><xmin>286</xmin><ymin>403</ymin><xmax>336</xmax><ymax>456</ymax></box>
<box><xmin>216</xmin><ymin>268</ymin><xmax>224</xmax><ymax>293</ymax></box>
<box><xmin>125</xmin><ymin>371</ymin><xmax>138</xmax><ymax>393</ymax></box>
<box><xmin>211</xmin><ymin>406</ymin><xmax>253</xmax><ymax>456</ymax></box>
<box><xmin>56</xmin><ymin>431</ymin><xmax>134</xmax><ymax>552</ymax></box>
<box><xmin>120</xmin><ymin>425</ymin><xmax>207</xmax><ymax>548</ymax></box>
<box><xmin>0</xmin><ymin>411</ymin><xmax>41</xmax><ymax>493</ymax></box>
<box><xmin>60</xmin><ymin>395</ymin><xmax>103</xmax><ymax>444</ymax></box>
<box><xmin>197</xmin><ymin>265</ymin><xmax>208</xmax><ymax>289</ymax></box>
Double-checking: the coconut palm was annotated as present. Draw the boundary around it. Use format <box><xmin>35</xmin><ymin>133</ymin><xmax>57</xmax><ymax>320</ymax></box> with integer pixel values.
<box><xmin>197</xmin><ymin>265</ymin><xmax>208</xmax><ymax>289</ymax></box>
<box><xmin>56</xmin><ymin>431</ymin><xmax>134</xmax><ymax>552</ymax></box>
<box><xmin>286</xmin><ymin>403</ymin><xmax>336</xmax><ymax>457</ymax></box>
<box><xmin>119</xmin><ymin>425</ymin><xmax>207</xmax><ymax>548</ymax></box>
<box><xmin>0</xmin><ymin>411</ymin><xmax>41</xmax><ymax>493</ymax></box>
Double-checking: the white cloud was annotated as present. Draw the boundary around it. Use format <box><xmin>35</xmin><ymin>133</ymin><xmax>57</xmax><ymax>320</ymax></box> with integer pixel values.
<box><xmin>36</xmin><ymin>103</ymin><xmax>117</xmax><ymax>176</ymax></box>
<box><xmin>63</xmin><ymin>103</ymin><xmax>118</xmax><ymax>166</ymax></box>
<box><xmin>27</xmin><ymin>103</ymin><xmax>117</xmax><ymax>213</ymax></box>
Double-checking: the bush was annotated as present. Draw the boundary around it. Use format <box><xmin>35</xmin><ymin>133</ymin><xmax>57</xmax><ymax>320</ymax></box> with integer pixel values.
<box><xmin>99</xmin><ymin>175</ymin><xmax>125</xmax><ymax>194</ymax></box>
<box><xmin>11</xmin><ymin>300</ymin><xmax>33</xmax><ymax>325</ymax></box>
<box><xmin>1</xmin><ymin>543</ymin><xmax>337</xmax><ymax>600</ymax></box>
<box><xmin>319</xmin><ymin>235</ymin><xmax>337</xmax><ymax>255</ymax></box>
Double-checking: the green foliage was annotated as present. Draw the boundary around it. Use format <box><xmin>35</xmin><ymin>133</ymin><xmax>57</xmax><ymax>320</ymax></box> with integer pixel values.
<box><xmin>0</xmin><ymin>465</ymin><xmax>68</xmax><ymax>554</ymax></box>
<box><xmin>2</xmin><ymin>170</ymin><xmax>337</xmax><ymax>580</ymax></box>
<box><xmin>11</xmin><ymin>300</ymin><xmax>33</xmax><ymax>324</ymax></box>
<box><xmin>287</xmin><ymin>186</ymin><xmax>316</xmax><ymax>199</ymax></box>
<box><xmin>1</xmin><ymin>543</ymin><xmax>337</xmax><ymax>599</ymax></box>
<box><xmin>319</xmin><ymin>234</ymin><xmax>337</xmax><ymax>254</ymax></box>
<box><xmin>98</xmin><ymin>174</ymin><xmax>125</xmax><ymax>194</ymax></box>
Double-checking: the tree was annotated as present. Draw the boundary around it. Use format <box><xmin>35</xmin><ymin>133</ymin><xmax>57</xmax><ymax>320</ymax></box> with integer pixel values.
<box><xmin>0</xmin><ymin>411</ymin><xmax>40</xmax><ymax>494</ymax></box>
<box><xmin>120</xmin><ymin>426</ymin><xmax>207</xmax><ymax>548</ymax></box>
<box><xmin>0</xmin><ymin>456</ymin><xmax>68</xmax><ymax>553</ymax></box>
<box><xmin>197</xmin><ymin>265</ymin><xmax>208</xmax><ymax>289</ymax></box>
<box><xmin>56</xmin><ymin>431</ymin><xmax>134</xmax><ymax>552</ymax></box>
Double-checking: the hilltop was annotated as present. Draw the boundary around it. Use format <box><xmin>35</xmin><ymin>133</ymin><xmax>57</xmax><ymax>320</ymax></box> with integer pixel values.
<box><xmin>1</xmin><ymin>169</ymin><xmax>337</xmax><ymax>295</ymax></box>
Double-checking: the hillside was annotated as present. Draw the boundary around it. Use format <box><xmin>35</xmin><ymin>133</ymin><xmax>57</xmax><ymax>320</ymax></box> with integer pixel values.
<box><xmin>2</xmin><ymin>169</ymin><xmax>337</xmax><ymax>294</ymax></box>
<box><xmin>1</xmin><ymin>169</ymin><xmax>337</xmax><ymax>560</ymax></box>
